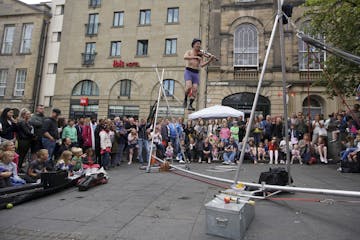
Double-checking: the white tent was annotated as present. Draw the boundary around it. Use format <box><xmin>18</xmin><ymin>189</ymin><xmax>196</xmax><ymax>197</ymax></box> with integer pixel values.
<box><xmin>188</xmin><ymin>105</ymin><xmax>244</xmax><ymax>120</ymax></box>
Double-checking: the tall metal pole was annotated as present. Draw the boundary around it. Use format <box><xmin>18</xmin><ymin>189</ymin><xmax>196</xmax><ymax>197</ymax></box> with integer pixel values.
<box><xmin>234</xmin><ymin>14</ymin><xmax>280</xmax><ymax>184</ymax></box>
<box><xmin>146</xmin><ymin>68</ymin><xmax>164</xmax><ymax>172</ymax></box>
<box><xmin>278</xmin><ymin>0</ymin><xmax>291</xmax><ymax>184</ymax></box>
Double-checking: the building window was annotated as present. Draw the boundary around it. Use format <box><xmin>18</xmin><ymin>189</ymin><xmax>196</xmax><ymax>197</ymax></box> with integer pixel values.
<box><xmin>48</xmin><ymin>63</ymin><xmax>57</xmax><ymax>74</ymax></box>
<box><xmin>20</xmin><ymin>23</ymin><xmax>34</xmax><ymax>54</ymax></box>
<box><xmin>108</xmin><ymin>105</ymin><xmax>139</xmax><ymax>119</ymax></box>
<box><xmin>298</xmin><ymin>22</ymin><xmax>325</xmax><ymax>71</ymax></box>
<box><xmin>82</xmin><ymin>42</ymin><xmax>96</xmax><ymax>65</ymax></box>
<box><xmin>52</xmin><ymin>32</ymin><xmax>61</xmax><ymax>42</ymax></box>
<box><xmin>157</xmin><ymin>106</ymin><xmax>184</xmax><ymax>118</ymax></box>
<box><xmin>14</xmin><ymin>69</ymin><xmax>27</xmax><ymax>97</ymax></box>
<box><xmin>110</xmin><ymin>41</ymin><xmax>121</xmax><ymax>57</ymax></box>
<box><xmin>55</xmin><ymin>5</ymin><xmax>64</xmax><ymax>15</ymax></box>
<box><xmin>70</xmin><ymin>102</ymin><xmax>99</xmax><ymax>120</ymax></box>
<box><xmin>136</xmin><ymin>40</ymin><xmax>148</xmax><ymax>56</ymax></box>
<box><xmin>165</xmin><ymin>38</ymin><xmax>177</xmax><ymax>55</ymax></box>
<box><xmin>1</xmin><ymin>25</ymin><xmax>15</xmax><ymax>54</ymax></box>
<box><xmin>120</xmin><ymin>79</ymin><xmax>131</xmax><ymax>97</ymax></box>
<box><xmin>113</xmin><ymin>11</ymin><xmax>124</xmax><ymax>27</ymax></box>
<box><xmin>302</xmin><ymin>96</ymin><xmax>323</xmax><ymax>119</ymax></box>
<box><xmin>234</xmin><ymin>24</ymin><xmax>258</xmax><ymax>67</ymax></box>
<box><xmin>89</xmin><ymin>0</ymin><xmax>101</xmax><ymax>8</ymax></box>
<box><xmin>0</xmin><ymin>69</ymin><xmax>8</xmax><ymax>96</ymax></box>
<box><xmin>86</xmin><ymin>14</ymin><xmax>99</xmax><ymax>36</ymax></box>
<box><xmin>163</xmin><ymin>79</ymin><xmax>175</xmax><ymax>96</ymax></box>
<box><xmin>72</xmin><ymin>80</ymin><xmax>99</xmax><ymax>96</ymax></box>
<box><xmin>167</xmin><ymin>7</ymin><xmax>179</xmax><ymax>23</ymax></box>
<box><xmin>139</xmin><ymin>9</ymin><xmax>151</xmax><ymax>25</ymax></box>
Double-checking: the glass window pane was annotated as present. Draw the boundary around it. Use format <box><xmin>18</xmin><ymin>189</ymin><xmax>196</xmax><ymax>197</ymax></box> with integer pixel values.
<box><xmin>234</xmin><ymin>24</ymin><xmax>258</xmax><ymax>67</ymax></box>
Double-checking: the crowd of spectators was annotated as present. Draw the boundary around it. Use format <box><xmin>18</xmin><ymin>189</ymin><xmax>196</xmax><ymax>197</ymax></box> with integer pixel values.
<box><xmin>1</xmin><ymin>103</ymin><xmax>360</xmax><ymax>188</ymax></box>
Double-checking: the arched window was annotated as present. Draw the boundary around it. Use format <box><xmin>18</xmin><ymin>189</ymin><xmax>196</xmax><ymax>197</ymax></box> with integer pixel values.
<box><xmin>120</xmin><ymin>79</ymin><xmax>131</xmax><ymax>97</ymax></box>
<box><xmin>302</xmin><ymin>96</ymin><xmax>323</xmax><ymax>119</ymax></box>
<box><xmin>72</xmin><ymin>80</ymin><xmax>99</xmax><ymax>96</ymax></box>
<box><xmin>298</xmin><ymin>22</ymin><xmax>325</xmax><ymax>71</ymax></box>
<box><xmin>163</xmin><ymin>79</ymin><xmax>175</xmax><ymax>96</ymax></box>
<box><xmin>234</xmin><ymin>24</ymin><xmax>258</xmax><ymax>67</ymax></box>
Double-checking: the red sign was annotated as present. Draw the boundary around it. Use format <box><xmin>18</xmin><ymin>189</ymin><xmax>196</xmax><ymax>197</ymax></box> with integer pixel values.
<box><xmin>113</xmin><ymin>60</ymin><xmax>140</xmax><ymax>68</ymax></box>
<box><xmin>80</xmin><ymin>97</ymin><xmax>89</xmax><ymax>106</ymax></box>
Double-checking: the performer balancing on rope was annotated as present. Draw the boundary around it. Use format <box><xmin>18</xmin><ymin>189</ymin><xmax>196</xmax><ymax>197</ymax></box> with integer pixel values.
<box><xmin>183</xmin><ymin>38</ymin><xmax>215</xmax><ymax>111</ymax></box>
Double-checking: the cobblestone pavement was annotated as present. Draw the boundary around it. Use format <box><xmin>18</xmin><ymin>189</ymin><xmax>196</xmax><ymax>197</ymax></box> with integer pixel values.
<box><xmin>1</xmin><ymin>163</ymin><xmax>360</xmax><ymax>240</ymax></box>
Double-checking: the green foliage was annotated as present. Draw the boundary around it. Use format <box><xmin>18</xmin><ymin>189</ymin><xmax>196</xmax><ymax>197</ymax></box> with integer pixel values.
<box><xmin>304</xmin><ymin>0</ymin><xmax>360</xmax><ymax>97</ymax></box>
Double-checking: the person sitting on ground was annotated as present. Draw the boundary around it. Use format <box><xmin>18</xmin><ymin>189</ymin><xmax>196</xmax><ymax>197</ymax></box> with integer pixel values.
<box><xmin>165</xmin><ymin>142</ymin><xmax>174</xmax><ymax>160</ymax></box>
<box><xmin>268</xmin><ymin>137</ymin><xmax>279</xmax><ymax>165</ymax></box>
<box><xmin>248</xmin><ymin>139</ymin><xmax>257</xmax><ymax>164</ymax></box>
<box><xmin>222</xmin><ymin>137</ymin><xmax>237</xmax><ymax>165</ymax></box>
<box><xmin>188</xmin><ymin>138</ymin><xmax>197</xmax><ymax>162</ymax></box>
<box><xmin>71</xmin><ymin>147</ymin><xmax>84</xmax><ymax>172</ymax></box>
<box><xmin>257</xmin><ymin>141</ymin><xmax>266</xmax><ymax>162</ymax></box>
<box><xmin>26</xmin><ymin>149</ymin><xmax>48</xmax><ymax>183</ymax></box>
<box><xmin>0</xmin><ymin>151</ymin><xmax>25</xmax><ymax>187</ymax></box>
<box><xmin>83</xmin><ymin>148</ymin><xmax>100</xmax><ymax>169</ymax></box>
<box><xmin>55</xmin><ymin>137</ymin><xmax>72</xmax><ymax>160</ymax></box>
<box><xmin>200</xmin><ymin>137</ymin><xmax>212</xmax><ymax>164</ymax></box>
<box><xmin>55</xmin><ymin>150</ymin><xmax>73</xmax><ymax>171</ymax></box>
<box><xmin>0</xmin><ymin>141</ymin><xmax>19</xmax><ymax>170</ymax></box>
<box><xmin>291</xmin><ymin>144</ymin><xmax>302</xmax><ymax>164</ymax></box>
<box><xmin>316</xmin><ymin>136</ymin><xmax>328</xmax><ymax>164</ymax></box>
<box><xmin>298</xmin><ymin>133</ymin><xmax>315</xmax><ymax>164</ymax></box>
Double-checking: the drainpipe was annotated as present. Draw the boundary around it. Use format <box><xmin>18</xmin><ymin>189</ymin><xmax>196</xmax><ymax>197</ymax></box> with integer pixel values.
<box><xmin>33</xmin><ymin>17</ymin><xmax>49</xmax><ymax>112</ymax></box>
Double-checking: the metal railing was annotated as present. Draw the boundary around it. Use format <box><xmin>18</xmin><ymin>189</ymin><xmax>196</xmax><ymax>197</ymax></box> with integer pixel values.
<box><xmin>81</xmin><ymin>53</ymin><xmax>97</xmax><ymax>66</ymax></box>
<box><xmin>85</xmin><ymin>23</ymin><xmax>100</xmax><ymax>36</ymax></box>
<box><xmin>88</xmin><ymin>0</ymin><xmax>101</xmax><ymax>8</ymax></box>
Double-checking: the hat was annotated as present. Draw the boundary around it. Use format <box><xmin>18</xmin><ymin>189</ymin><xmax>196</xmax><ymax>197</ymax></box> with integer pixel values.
<box><xmin>191</xmin><ymin>38</ymin><xmax>201</xmax><ymax>47</ymax></box>
<box><xmin>52</xmin><ymin>108</ymin><xmax>61</xmax><ymax>115</ymax></box>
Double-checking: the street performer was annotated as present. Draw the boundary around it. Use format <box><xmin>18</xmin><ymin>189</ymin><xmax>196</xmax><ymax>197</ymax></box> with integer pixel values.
<box><xmin>183</xmin><ymin>38</ymin><xmax>215</xmax><ymax>111</ymax></box>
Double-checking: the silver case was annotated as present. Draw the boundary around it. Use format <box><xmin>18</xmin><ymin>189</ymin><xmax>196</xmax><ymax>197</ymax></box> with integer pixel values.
<box><xmin>205</xmin><ymin>192</ymin><xmax>255</xmax><ymax>240</ymax></box>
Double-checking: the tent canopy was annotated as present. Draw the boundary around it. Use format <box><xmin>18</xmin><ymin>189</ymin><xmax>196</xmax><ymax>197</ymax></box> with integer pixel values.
<box><xmin>188</xmin><ymin>105</ymin><xmax>244</xmax><ymax>120</ymax></box>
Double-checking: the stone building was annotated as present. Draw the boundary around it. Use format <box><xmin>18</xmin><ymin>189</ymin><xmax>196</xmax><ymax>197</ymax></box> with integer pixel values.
<box><xmin>38</xmin><ymin>0</ymin><xmax>65</xmax><ymax>110</ymax></box>
<box><xmin>53</xmin><ymin>0</ymin><xmax>204</xmax><ymax>119</ymax></box>
<box><xmin>204</xmin><ymin>0</ymin><xmax>343</xmax><ymax>118</ymax></box>
<box><xmin>0</xmin><ymin>0</ymin><xmax>50</xmax><ymax>113</ymax></box>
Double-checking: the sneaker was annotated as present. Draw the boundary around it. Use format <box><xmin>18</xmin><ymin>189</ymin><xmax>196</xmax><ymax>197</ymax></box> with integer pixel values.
<box><xmin>222</xmin><ymin>161</ymin><xmax>230</xmax><ymax>165</ymax></box>
<box><xmin>230</xmin><ymin>162</ymin><xmax>236</xmax><ymax>165</ymax></box>
<box><xmin>280</xmin><ymin>160</ymin><xmax>285</xmax><ymax>164</ymax></box>
<box><xmin>187</xmin><ymin>105</ymin><xmax>195</xmax><ymax>111</ymax></box>
<box><xmin>337</xmin><ymin>167</ymin><xmax>342</xmax><ymax>172</ymax></box>
<box><xmin>179</xmin><ymin>160</ymin><xmax>185</xmax><ymax>164</ymax></box>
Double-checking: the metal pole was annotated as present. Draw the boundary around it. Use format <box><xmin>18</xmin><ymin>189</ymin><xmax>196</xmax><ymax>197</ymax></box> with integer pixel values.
<box><xmin>234</xmin><ymin>14</ymin><xmax>280</xmax><ymax>184</ymax></box>
<box><xmin>278</xmin><ymin>0</ymin><xmax>291</xmax><ymax>183</ymax></box>
<box><xmin>152</xmin><ymin>155</ymin><xmax>360</xmax><ymax>198</ymax></box>
<box><xmin>146</xmin><ymin>68</ymin><xmax>164</xmax><ymax>172</ymax></box>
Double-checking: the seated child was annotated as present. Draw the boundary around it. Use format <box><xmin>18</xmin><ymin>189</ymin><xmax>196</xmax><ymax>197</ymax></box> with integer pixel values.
<box><xmin>291</xmin><ymin>144</ymin><xmax>302</xmax><ymax>164</ymax></box>
<box><xmin>71</xmin><ymin>147</ymin><xmax>84</xmax><ymax>171</ymax></box>
<box><xmin>26</xmin><ymin>149</ymin><xmax>48</xmax><ymax>183</ymax></box>
<box><xmin>257</xmin><ymin>142</ymin><xmax>266</xmax><ymax>161</ymax></box>
<box><xmin>165</xmin><ymin>142</ymin><xmax>174</xmax><ymax>160</ymax></box>
<box><xmin>189</xmin><ymin>138</ymin><xmax>197</xmax><ymax>162</ymax></box>
<box><xmin>268</xmin><ymin>137</ymin><xmax>279</xmax><ymax>165</ymax></box>
<box><xmin>83</xmin><ymin>148</ymin><xmax>100</xmax><ymax>169</ymax></box>
<box><xmin>56</xmin><ymin>150</ymin><xmax>73</xmax><ymax>171</ymax></box>
<box><xmin>0</xmin><ymin>151</ymin><xmax>25</xmax><ymax>187</ymax></box>
<box><xmin>201</xmin><ymin>138</ymin><xmax>212</xmax><ymax>164</ymax></box>
<box><xmin>248</xmin><ymin>139</ymin><xmax>257</xmax><ymax>164</ymax></box>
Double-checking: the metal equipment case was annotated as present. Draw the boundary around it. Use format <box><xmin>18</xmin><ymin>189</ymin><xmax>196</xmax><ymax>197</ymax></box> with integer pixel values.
<box><xmin>205</xmin><ymin>193</ymin><xmax>255</xmax><ymax>239</ymax></box>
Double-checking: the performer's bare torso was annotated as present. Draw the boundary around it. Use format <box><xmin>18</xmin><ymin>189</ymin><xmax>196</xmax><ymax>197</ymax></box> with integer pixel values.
<box><xmin>185</xmin><ymin>50</ymin><xmax>201</xmax><ymax>70</ymax></box>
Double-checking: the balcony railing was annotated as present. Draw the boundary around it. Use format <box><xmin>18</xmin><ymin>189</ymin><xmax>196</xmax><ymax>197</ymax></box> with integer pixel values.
<box><xmin>234</xmin><ymin>69</ymin><xmax>259</xmax><ymax>81</ymax></box>
<box><xmin>82</xmin><ymin>53</ymin><xmax>97</xmax><ymax>66</ymax></box>
<box><xmin>89</xmin><ymin>0</ymin><xmax>101</xmax><ymax>8</ymax></box>
<box><xmin>85</xmin><ymin>23</ymin><xmax>100</xmax><ymax>36</ymax></box>
<box><xmin>299</xmin><ymin>71</ymin><xmax>323</xmax><ymax>81</ymax></box>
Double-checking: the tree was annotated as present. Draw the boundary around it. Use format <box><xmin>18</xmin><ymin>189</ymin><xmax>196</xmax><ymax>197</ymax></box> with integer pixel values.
<box><xmin>304</xmin><ymin>0</ymin><xmax>360</xmax><ymax>98</ymax></box>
